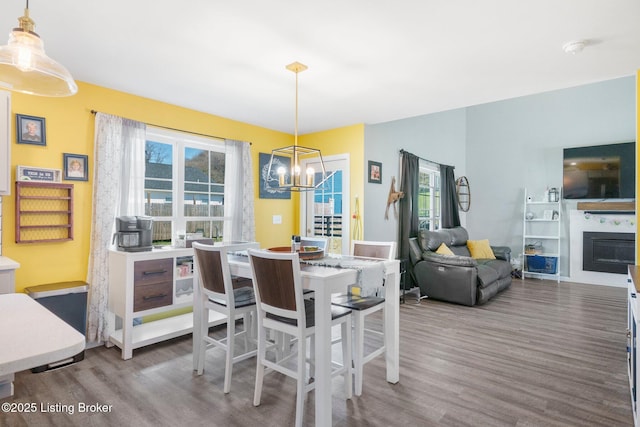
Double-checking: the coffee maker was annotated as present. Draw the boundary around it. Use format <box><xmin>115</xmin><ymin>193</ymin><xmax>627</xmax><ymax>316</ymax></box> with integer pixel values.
<box><xmin>113</xmin><ymin>216</ymin><xmax>153</xmax><ymax>252</ymax></box>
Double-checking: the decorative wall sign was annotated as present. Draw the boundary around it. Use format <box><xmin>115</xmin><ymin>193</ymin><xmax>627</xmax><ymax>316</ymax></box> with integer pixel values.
<box><xmin>16</xmin><ymin>165</ymin><xmax>62</xmax><ymax>182</ymax></box>
<box><xmin>16</xmin><ymin>114</ymin><xmax>46</xmax><ymax>146</ymax></box>
<box><xmin>259</xmin><ymin>152</ymin><xmax>291</xmax><ymax>199</ymax></box>
<box><xmin>456</xmin><ymin>176</ymin><xmax>470</xmax><ymax>212</ymax></box>
<box><xmin>368</xmin><ymin>161</ymin><xmax>382</xmax><ymax>184</ymax></box>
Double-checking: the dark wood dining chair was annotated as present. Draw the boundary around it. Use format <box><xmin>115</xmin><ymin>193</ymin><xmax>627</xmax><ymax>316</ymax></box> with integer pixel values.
<box><xmin>331</xmin><ymin>240</ymin><xmax>396</xmax><ymax>396</ymax></box>
<box><xmin>192</xmin><ymin>242</ymin><xmax>258</xmax><ymax>394</ymax></box>
<box><xmin>247</xmin><ymin>248</ymin><xmax>352</xmax><ymax>427</ymax></box>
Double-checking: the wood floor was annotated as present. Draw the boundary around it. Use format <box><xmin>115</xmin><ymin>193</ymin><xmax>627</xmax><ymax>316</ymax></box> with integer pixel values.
<box><xmin>1</xmin><ymin>278</ymin><xmax>633</xmax><ymax>427</ymax></box>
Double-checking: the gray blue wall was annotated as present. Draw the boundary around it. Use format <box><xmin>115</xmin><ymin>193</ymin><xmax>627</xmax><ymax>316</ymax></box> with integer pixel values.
<box><xmin>364</xmin><ymin>76</ymin><xmax>635</xmax><ymax>277</ymax></box>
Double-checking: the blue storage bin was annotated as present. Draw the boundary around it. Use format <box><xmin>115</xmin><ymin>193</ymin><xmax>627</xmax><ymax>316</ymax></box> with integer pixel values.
<box><xmin>526</xmin><ymin>255</ymin><xmax>557</xmax><ymax>274</ymax></box>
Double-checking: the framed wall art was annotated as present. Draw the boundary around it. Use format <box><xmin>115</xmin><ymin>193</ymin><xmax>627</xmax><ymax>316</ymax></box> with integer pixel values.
<box><xmin>368</xmin><ymin>161</ymin><xmax>382</xmax><ymax>184</ymax></box>
<box><xmin>259</xmin><ymin>152</ymin><xmax>291</xmax><ymax>199</ymax></box>
<box><xmin>16</xmin><ymin>114</ymin><xmax>46</xmax><ymax>146</ymax></box>
<box><xmin>63</xmin><ymin>153</ymin><xmax>89</xmax><ymax>181</ymax></box>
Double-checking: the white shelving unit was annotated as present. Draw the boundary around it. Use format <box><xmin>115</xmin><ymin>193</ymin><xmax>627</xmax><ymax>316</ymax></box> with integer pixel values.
<box><xmin>522</xmin><ymin>188</ymin><xmax>562</xmax><ymax>283</ymax></box>
<box><xmin>108</xmin><ymin>247</ymin><xmax>227</xmax><ymax>360</ymax></box>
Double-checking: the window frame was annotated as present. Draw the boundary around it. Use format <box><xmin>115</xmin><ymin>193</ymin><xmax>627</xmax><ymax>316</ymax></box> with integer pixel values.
<box><xmin>417</xmin><ymin>160</ymin><xmax>441</xmax><ymax>231</ymax></box>
<box><xmin>144</xmin><ymin>126</ymin><xmax>227</xmax><ymax>244</ymax></box>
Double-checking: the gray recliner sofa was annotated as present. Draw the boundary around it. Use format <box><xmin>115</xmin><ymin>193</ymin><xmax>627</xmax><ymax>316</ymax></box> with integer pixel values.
<box><xmin>408</xmin><ymin>226</ymin><xmax>512</xmax><ymax>306</ymax></box>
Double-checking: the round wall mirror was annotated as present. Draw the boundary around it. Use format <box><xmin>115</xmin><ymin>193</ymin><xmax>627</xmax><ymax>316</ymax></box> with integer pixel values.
<box><xmin>456</xmin><ymin>176</ymin><xmax>470</xmax><ymax>212</ymax></box>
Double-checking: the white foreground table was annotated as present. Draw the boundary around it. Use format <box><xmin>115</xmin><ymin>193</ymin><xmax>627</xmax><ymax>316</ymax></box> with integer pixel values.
<box><xmin>226</xmin><ymin>253</ymin><xmax>400</xmax><ymax>427</ymax></box>
<box><xmin>0</xmin><ymin>293</ymin><xmax>86</xmax><ymax>398</ymax></box>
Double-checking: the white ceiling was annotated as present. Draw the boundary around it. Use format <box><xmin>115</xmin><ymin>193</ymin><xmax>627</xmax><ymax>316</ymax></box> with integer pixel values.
<box><xmin>2</xmin><ymin>0</ymin><xmax>640</xmax><ymax>134</ymax></box>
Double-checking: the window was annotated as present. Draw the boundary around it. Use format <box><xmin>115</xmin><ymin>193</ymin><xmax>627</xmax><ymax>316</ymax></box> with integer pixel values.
<box><xmin>144</xmin><ymin>127</ymin><xmax>226</xmax><ymax>245</ymax></box>
<box><xmin>418</xmin><ymin>161</ymin><xmax>440</xmax><ymax>230</ymax></box>
<box><xmin>313</xmin><ymin>170</ymin><xmax>343</xmax><ymax>239</ymax></box>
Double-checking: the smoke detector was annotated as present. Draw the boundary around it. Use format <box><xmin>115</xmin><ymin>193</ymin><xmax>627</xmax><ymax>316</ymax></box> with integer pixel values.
<box><xmin>563</xmin><ymin>40</ymin><xmax>587</xmax><ymax>55</ymax></box>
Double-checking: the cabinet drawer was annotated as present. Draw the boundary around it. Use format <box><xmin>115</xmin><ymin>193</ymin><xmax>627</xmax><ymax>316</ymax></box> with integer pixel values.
<box><xmin>134</xmin><ymin>258</ymin><xmax>173</xmax><ymax>285</ymax></box>
<box><xmin>134</xmin><ymin>281</ymin><xmax>173</xmax><ymax>312</ymax></box>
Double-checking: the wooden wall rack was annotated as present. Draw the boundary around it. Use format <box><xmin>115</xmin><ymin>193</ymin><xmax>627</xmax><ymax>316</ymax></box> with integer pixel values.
<box><xmin>15</xmin><ymin>181</ymin><xmax>74</xmax><ymax>243</ymax></box>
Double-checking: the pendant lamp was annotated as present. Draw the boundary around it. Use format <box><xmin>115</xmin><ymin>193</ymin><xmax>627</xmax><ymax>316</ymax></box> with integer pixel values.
<box><xmin>0</xmin><ymin>0</ymin><xmax>77</xmax><ymax>97</ymax></box>
<box><xmin>266</xmin><ymin>62</ymin><xmax>328</xmax><ymax>192</ymax></box>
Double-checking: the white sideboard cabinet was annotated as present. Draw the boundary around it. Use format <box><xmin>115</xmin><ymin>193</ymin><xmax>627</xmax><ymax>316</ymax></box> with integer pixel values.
<box><xmin>108</xmin><ymin>248</ymin><xmax>227</xmax><ymax>360</ymax></box>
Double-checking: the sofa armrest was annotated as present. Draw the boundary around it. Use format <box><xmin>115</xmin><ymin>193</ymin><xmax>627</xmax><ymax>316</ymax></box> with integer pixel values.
<box><xmin>491</xmin><ymin>246</ymin><xmax>511</xmax><ymax>263</ymax></box>
<box><xmin>408</xmin><ymin>237</ymin><xmax>423</xmax><ymax>266</ymax></box>
<box><xmin>422</xmin><ymin>252</ymin><xmax>478</xmax><ymax>268</ymax></box>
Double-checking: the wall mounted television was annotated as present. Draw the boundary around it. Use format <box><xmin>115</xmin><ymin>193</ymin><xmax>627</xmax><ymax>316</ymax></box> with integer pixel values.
<box><xmin>562</xmin><ymin>142</ymin><xmax>636</xmax><ymax>200</ymax></box>
<box><xmin>563</xmin><ymin>142</ymin><xmax>635</xmax><ymax>200</ymax></box>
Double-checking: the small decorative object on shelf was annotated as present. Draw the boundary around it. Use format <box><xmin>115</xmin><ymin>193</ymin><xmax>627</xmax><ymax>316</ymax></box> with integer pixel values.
<box><xmin>548</xmin><ymin>187</ymin><xmax>559</xmax><ymax>202</ymax></box>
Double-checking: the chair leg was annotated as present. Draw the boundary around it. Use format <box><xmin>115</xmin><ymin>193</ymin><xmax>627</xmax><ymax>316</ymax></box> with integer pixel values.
<box><xmin>342</xmin><ymin>317</ymin><xmax>353</xmax><ymax>399</ymax></box>
<box><xmin>196</xmin><ymin>307</ymin><xmax>208</xmax><ymax>375</ymax></box>
<box><xmin>295</xmin><ymin>332</ymin><xmax>306</xmax><ymax>427</ymax></box>
<box><xmin>353</xmin><ymin>313</ymin><xmax>365</xmax><ymax>396</ymax></box>
<box><xmin>253</xmin><ymin>325</ymin><xmax>266</xmax><ymax>407</ymax></box>
<box><xmin>223</xmin><ymin>318</ymin><xmax>235</xmax><ymax>394</ymax></box>
<box><xmin>242</xmin><ymin>312</ymin><xmax>250</xmax><ymax>353</ymax></box>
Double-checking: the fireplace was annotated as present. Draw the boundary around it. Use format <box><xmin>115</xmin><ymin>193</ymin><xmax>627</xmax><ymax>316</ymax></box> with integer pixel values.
<box><xmin>583</xmin><ymin>231</ymin><xmax>635</xmax><ymax>274</ymax></box>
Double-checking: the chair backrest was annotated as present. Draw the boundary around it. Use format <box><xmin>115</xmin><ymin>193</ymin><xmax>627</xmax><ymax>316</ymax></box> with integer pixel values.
<box><xmin>247</xmin><ymin>249</ymin><xmax>306</xmax><ymax>327</ymax></box>
<box><xmin>193</xmin><ymin>242</ymin><xmax>254</xmax><ymax>306</ymax></box>
<box><xmin>300</xmin><ymin>236</ymin><xmax>328</xmax><ymax>254</ymax></box>
<box><xmin>352</xmin><ymin>240</ymin><xmax>397</xmax><ymax>260</ymax></box>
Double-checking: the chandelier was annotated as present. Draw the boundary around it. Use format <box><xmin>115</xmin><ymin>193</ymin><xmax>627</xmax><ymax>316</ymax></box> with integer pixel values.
<box><xmin>266</xmin><ymin>62</ymin><xmax>327</xmax><ymax>192</ymax></box>
<box><xmin>0</xmin><ymin>0</ymin><xmax>77</xmax><ymax>97</ymax></box>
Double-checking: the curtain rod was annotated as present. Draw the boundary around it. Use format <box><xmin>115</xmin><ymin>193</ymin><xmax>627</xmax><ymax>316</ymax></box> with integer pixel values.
<box><xmin>399</xmin><ymin>149</ymin><xmax>452</xmax><ymax>168</ymax></box>
<box><xmin>90</xmin><ymin>109</ymin><xmax>251</xmax><ymax>144</ymax></box>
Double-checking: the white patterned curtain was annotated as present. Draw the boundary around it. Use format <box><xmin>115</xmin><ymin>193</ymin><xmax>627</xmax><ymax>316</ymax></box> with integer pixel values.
<box><xmin>223</xmin><ymin>139</ymin><xmax>255</xmax><ymax>242</ymax></box>
<box><xmin>86</xmin><ymin>113</ymin><xmax>146</xmax><ymax>343</ymax></box>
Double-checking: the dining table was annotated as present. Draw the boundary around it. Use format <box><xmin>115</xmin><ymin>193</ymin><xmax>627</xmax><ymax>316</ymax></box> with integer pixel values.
<box><xmin>0</xmin><ymin>293</ymin><xmax>86</xmax><ymax>398</ymax></box>
<box><xmin>222</xmin><ymin>250</ymin><xmax>401</xmax><ymax>427</ymax></box>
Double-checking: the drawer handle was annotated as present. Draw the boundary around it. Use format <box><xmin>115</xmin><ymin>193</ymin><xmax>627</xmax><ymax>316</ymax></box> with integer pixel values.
<box><xmin>633</xmin><ymin>293</ymin><xmax>637</xmax><ymax>299</ymax></box>
<box><xmin>143</xmin><ymin>293</ymin><xmax>168</xmax><ymax>301</ymax></box>
<box><xmin>143</xmin><ymin>269</ymin><xmax>168</xmax><ymax>276</ymax></box>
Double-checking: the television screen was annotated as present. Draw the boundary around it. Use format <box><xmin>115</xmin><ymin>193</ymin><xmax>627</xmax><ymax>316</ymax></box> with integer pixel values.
<box><xmin>563</xmin><ymin>142</ymin><xmax>635</xmax><ymax>200</ymax></box>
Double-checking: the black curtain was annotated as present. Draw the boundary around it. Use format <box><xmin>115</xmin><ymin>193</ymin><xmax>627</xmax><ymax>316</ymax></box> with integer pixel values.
<box><xmin>440</xmin><ymin>164</ymin><xmax>460</xmax><ymax>228</ymax></box>
<box><xmin>398</xmin><ymin>151</ymin><xmax>420</xmax><ymax>289</ymax></box>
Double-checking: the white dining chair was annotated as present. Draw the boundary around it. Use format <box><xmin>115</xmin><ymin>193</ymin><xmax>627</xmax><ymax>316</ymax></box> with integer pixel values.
<box><xmin>248</xmin><ymin>248</ymin><xmax>352</xmax><ymax>427</ymax></box>
<box><xmin>192</xmin><ymin>242</ymin><xmax>258</xmax><ymax>394</ymax></box>
<box><xmin>332</xmin><ymin>240</ymin><xmax>396</xmax><ymax>396</ymax></box>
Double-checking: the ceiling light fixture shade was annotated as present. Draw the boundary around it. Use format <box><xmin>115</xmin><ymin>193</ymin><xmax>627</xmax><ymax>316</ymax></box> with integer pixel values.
<box><xmin>0</xmin><ymin>1</ymin><xmax>77</xmax><ymax>97</ymax></box>
<box><xmin>267</xmin><ymin>62</ymin><xmax>328</xmax><ymax>192</ymax></box>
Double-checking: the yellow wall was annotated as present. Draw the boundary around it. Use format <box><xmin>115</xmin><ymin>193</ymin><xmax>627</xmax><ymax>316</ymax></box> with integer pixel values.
<box><xmin>637</xmin><ymin>70</ymin><xmax>639</xmax><ymax>263</ymax></box>
<box><xmin>3</xmin><ymin>81</ymin><xmax>301</xmax><ymax>292</ymax></box>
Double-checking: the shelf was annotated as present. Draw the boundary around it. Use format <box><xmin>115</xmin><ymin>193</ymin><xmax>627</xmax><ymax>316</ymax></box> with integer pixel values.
<box><xmin>525</xmin><ymin>253</ymin><xmax>559</xmax><ymax>258</ymax></box>
<box><xmin>15</xmin><ymin>181</ymin><xmax>74</xmax><ymax>243</ymax></box>
<box><xmin>109</xmin><ymin>310</ymin><xmax>227</xmax><ymax>352</ymax></box>
<box><xmin>522</xmin><ymin>188</ymin><xmax>562</xmax><ymax>283</ymax></box>
<box><xmin>526</xmin><ymin>201</ymin><xmax>560</xmax><ymax>205</ymax></box>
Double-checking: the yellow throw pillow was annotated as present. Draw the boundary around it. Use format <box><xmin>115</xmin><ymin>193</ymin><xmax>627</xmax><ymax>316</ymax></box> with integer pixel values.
<box><xmin>467</xmin><ymin>239</ymin><xmax>496</xmax><ymax>259</ymax></box>
<box><xmin>435</xmin><ymin>242</ymin><xmax>455</xmax><ymax>256</ymax></box>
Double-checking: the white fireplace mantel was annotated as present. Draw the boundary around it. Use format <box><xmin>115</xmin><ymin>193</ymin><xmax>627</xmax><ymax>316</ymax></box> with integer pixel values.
<box><xmin>569</xmin><ymin>210</ymin><xmax>636</xmax><ymax>287</ymax></box>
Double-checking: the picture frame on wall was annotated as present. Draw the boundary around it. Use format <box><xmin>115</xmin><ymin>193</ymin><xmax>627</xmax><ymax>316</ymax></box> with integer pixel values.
<box><xmin>368</xmin><ymin>160</ymin><xmax>382</xmax><ymax>184</ymax></box>
<box><xmin>16</xmin><ymin>114</ymin><xmax>46</xmax><ymax>146</ymax></box>
<box><xmin>63</xmin><ymin>153</ymin><xmax>89</xmax><ymax>181</ymax></box>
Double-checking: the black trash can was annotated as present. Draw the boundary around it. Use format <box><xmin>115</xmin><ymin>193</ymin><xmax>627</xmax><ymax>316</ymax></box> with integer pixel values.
<box><xmin>25</xmin><ymin>281</ymin><xmax>88</xmax><ymax>372</ymax></box>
